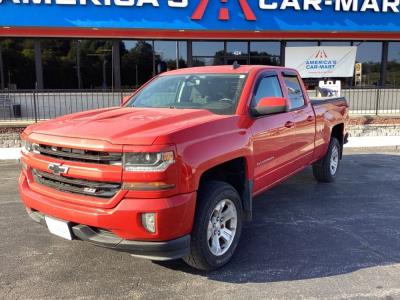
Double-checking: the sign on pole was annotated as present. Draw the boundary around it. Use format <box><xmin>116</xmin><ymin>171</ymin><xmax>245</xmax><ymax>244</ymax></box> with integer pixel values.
<box><xmin>354</xmin><ymin>63</ymin><xmax>363</xmax><ymax>85</ymax></box>
<box><xmin>285</xmin><ymin>47</ymin><xmax>357</xmax><ymax>78</ymax></box>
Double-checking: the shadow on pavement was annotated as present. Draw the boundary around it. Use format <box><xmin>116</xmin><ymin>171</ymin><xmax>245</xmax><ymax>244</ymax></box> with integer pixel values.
<box><xmin>156</xmin><ymin>153</ymin><xmax>400</xmax><ymax>283</ymax></box>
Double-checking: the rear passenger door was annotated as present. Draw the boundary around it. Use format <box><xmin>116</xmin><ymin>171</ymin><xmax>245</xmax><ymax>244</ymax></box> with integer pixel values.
<box><xmin>282</xmin><ymin>72</ymin><xmax>316</xmax><ymax>168</ymax></box>
<box><xmin>250</xmin><ymin>71</ymin><xmax>298</xmax><ymax>193</ymax></box>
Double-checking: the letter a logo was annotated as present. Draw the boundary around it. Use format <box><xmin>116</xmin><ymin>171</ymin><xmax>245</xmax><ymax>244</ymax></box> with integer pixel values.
<box><xmin>191</xmin><ymin>0</ymin><xmax>256</xmax><ymax>21</ymax></box>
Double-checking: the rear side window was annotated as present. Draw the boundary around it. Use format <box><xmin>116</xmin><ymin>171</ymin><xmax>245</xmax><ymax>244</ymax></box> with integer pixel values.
<box><xmin>284</xmin><ymin>76</ymin><xmax>305</xmax><ymax>109</ymax></box>
<box><xmin>252</xmin><ymin>75</ymin><xmax>283</xmax><ymax>107</ymax></box>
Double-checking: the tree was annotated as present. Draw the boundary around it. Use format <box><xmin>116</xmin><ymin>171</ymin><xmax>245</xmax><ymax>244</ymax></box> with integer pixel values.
<box><xmin>121</xmin><ymin>41</ymin><xmax>154</xmax><ymax>88</ymax></box>
<box><xmin>1</xmin><ymin>39</ymin><xmax>36</xmax><ymax>89</ymax></box>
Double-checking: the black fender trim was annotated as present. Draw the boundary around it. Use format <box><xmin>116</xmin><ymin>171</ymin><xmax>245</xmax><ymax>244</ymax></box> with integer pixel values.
<box><xmin>242</xmin><ymin>179</ymin><xmax>253</xmax><ymax>222</ymax></box>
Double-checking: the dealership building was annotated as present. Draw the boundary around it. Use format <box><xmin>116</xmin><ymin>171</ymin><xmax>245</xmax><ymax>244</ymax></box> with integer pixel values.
<box><xmin>1</xmin><ymin>0</ymin><xmax>400</xmax><ymax>100</ymax></box>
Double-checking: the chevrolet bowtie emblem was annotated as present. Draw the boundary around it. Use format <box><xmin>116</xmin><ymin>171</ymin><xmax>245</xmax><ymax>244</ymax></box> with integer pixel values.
<box><xmin>48</xmin><ymin>163</ymin><xmax>69</xmax><ymax>176</ymax></box>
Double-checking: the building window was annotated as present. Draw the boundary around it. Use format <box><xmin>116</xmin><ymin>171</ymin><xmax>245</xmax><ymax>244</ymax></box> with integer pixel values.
<box><xmin>387</xmin><ymin>42</ymin><xmax>400</xmax><ymax>87</ymax></box>
<box><xmin>192</xmin><ymin>41</ymin><xmax>224</xmax><ymax>57</ymax></box>
<box><xmin>41</xmin><ymin>39</ymin><xmax>77</xmax><ymax>89</ymax></box>
<box><xmin>192</xmin><ymin>41</ymin><xmax>225</xmax><ymax>66</ymax></box>
<box><xmin>226</xmin><ymin>41</ymin><xmax>248</xmax><ymax>56</ymax></box>
<box><xmin>354</xmin><ymin>41</ymin><xmax>382</xmax><ymax>87</ymax></box>
<box><xmin>121</xmin><ymin>40</ymin><xmax>154</xmax><ymax>88</ymax></box>
<box><xmin>225</xmin><ymin>41</ymin><xmax>249</xmax><ymax>65</ymax></box>
<box><xmin>250</xmin><ymin>42</ymin><xmax>280</xmax><ymax>66</ymax></box>
<box><xmin>178</xmin><ymin>41</ymin><xmax>188</xmax><ymax>69</ymax></box>
<box><xmin>0</xmin><ymin>39</ymin><xmax>36</xmax><ymax>89</ymax></box>
<box><xmin>154</xmin><ymin>41</ymin><xmax>187</xmax><ymax>72</ymax></box>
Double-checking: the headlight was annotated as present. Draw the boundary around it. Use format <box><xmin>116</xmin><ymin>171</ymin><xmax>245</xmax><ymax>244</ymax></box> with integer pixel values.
<box><xmin>21</xmin><ymin>139</ymin><xmax>33</xmax><ymax>154</ymax></box>
<box><xmin>123</xmin><ymin>151</ymin><xmax>175</xmax><ymax>172</ymax></box>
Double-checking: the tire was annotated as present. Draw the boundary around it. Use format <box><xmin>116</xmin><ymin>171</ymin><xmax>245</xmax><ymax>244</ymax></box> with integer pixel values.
<box><xmin>183</xmin><ymin>181</ymin><xmax>243</xmax><ymax>271</ymax></box>
<box><xmin>313</xmin><ymin>137</ymin><xmax>341</xmax><ymax>183</ymax></box>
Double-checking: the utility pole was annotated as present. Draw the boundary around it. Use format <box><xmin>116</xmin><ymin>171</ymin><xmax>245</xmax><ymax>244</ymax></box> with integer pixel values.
<box><xmin>76</xmin><ymin>40</ymin><xmax>82</xmax><ymax>89</ymax></box>
<box><xmin>102</xmin><ymin>58</ymin><xmax>107</xmax><ymax>89</ymax></box>
<box><xmin>88</xmin><ymin>49</ymin><xmax>112</xmax><ymax>89</ymax></box>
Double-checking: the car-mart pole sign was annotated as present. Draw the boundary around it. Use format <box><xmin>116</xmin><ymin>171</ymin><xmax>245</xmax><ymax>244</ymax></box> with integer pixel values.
<box><xmin>0</xmin><ymin>0</ymin><xmax>400</xmax><ymax>32</ymax></box>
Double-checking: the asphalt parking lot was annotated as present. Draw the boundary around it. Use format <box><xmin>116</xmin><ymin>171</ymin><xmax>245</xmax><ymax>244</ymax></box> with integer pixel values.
<box><xmin>1</xmin><ymin>149</ymin><xmax>400</xmax><ymax>299</ymax></box>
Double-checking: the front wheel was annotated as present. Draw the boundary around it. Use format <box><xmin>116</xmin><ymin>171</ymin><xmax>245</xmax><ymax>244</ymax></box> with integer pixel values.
<box><xmin>313</xmin><ymin>137</ymin><xmax>341</xmax><ymax>183</ymax></box>
<box><xmin>183</xmin><ymin>181</ymin><xmax>243</xmax><ymax>271</ymax></box>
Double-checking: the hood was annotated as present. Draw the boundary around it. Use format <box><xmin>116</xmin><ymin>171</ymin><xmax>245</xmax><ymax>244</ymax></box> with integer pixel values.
<box><xmin>25</xmin><ymin>107</ymin><xmax>230</xmax><ymax>146</ymax></box>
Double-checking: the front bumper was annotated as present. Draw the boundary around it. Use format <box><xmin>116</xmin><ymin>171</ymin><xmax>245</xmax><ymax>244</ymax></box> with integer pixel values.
<box><xmin>19</xmin><ymin>172</ymin><xmax>196</xmax><ymax>260</ymax></box>
<box><xmin>28</xmin><ymin>210</ymin><xmax>190</xmax><ymax>260</ymax></box>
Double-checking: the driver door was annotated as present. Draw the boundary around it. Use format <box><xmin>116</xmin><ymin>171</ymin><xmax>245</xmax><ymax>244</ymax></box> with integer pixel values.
<box><xmin>250</xmin><ymin>71</ymin><xmax>298</xmax><ymax>193</ymax></box>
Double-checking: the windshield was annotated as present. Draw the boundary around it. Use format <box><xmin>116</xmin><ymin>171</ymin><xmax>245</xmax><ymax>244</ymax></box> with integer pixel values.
<box><xmin>126</xmin><ymin>74</ymin><xmax>247</xmax><ymax>115</ymax></box>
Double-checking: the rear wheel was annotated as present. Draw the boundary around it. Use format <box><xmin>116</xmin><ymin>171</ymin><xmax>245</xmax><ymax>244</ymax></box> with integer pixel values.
<box><xmin>183</xmin><ymin>181</ymin><xmax>243</xmax><ymax>271</ymax></box>
<box><xmin>313</xmin><ymin>137</ymin><xmax>341</xmax><ymax>183</ymax></box>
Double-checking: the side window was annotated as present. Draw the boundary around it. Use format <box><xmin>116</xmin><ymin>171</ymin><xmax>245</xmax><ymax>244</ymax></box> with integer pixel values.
<box><xmin>252</xmin><ymin>75</ymin><xmax>283</xmax><ymax>107</ymax></box>
<box><xmin>283</xmin><ymin>76</ymin><xmax>305</xmax><ymax>109</ymax></box>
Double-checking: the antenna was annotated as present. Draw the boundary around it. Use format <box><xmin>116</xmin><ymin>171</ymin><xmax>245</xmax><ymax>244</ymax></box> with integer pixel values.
<box><xmin>232</xmin><ymin>61</ymin><xmax>241</xmax><ymax>70</ymax></box>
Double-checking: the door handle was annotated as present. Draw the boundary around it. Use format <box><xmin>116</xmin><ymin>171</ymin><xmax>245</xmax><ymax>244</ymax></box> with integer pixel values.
<box><xmin>306</xmin><ymin>115</ymin><xmax>314</xmax><ymax>122</ymax></box>
<box><xmin>284</xmin><ymin>121</ymin><xmax>295</xmax><ymax>128</ymax></box>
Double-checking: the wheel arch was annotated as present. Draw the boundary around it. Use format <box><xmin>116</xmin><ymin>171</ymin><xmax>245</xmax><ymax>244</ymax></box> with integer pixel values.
<box><xmin>197</xmin><ymin>156</ymin><xmax>253</xmax><ymax>221</ymax></box>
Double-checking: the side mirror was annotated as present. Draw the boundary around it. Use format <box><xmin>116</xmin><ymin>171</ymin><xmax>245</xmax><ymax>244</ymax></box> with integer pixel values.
<box><xmin>252</xmin><ymin>97</ymin><xmax>287</xmax><ymax>116</ymax></box>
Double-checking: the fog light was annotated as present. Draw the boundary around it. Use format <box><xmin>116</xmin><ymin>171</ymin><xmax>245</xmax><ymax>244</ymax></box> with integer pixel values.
<box><xmin>141</xmin><ymin>213</ymin><xmax>156</xmax><ymax>233</ymax></box>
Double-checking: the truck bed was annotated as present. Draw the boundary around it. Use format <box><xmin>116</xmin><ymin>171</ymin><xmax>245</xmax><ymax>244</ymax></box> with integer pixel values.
<box><xmin>309</xmin><ymin>97</ymin><xmax>347</xmax><ymax>106</ymax></box>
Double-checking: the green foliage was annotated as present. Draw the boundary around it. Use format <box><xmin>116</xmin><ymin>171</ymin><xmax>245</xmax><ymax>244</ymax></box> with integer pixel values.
<box><xmin>1</xmin><ymin>39</ymin><xmax>36</xmax><ymax>89</ymax></box>
<box><xmin>0</xmin><ymin>39</ymin><xmax>159</xmax><ymax>89</ymax></box>
<box><xmin>121</xmin><ymin>41</ymin><xmax>154</xmax><ymax>88</ymax></box>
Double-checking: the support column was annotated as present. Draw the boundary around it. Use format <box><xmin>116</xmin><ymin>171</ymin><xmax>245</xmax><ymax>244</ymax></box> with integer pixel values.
<box><xmin>0</xmin><ymin>42</ymin><xmax>4</xmax><ymax>90</ymax></box>
<box><xmin>187</xmin><ymin>41</ymin><xmax>193</xmax><ymax>67</ymax></box>
<box><xmin>380</xmin><ymin>41</ymin><xmax>389</xmax><ymax>87</ymax></box>
<box><xmin>112</xmin><ymin>40</ymin><xmax>121</xmax><ymax>89</ymax></box>
<box><xmin>34</xmin><ymin>40</ymin><xmax>44</xmax><ymax>89</ymax></box>
<box><xmin>280</xmin><ymin>41</ymin><xmax>286</xmax><ymax>66</ymax></box>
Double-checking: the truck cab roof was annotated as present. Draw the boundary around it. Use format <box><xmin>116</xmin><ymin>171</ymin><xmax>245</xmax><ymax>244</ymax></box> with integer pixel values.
<box><xmin>161</xmin><ymin>65</ymin><xmax>290</xmax><ymax>76</ymax></box>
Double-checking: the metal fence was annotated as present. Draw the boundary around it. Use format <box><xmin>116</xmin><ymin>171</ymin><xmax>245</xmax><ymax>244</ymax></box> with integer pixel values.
<box><xmin>1</xmin><ymin>88</ymin><xmax>400</xmax><ymax>122</ymax></box>
<box><xmin>310</xmin><ymin>87</ymin><xmax>400</xmax><ymax>115</ymax></box>
<box><xmin>343</xmin><ymin>88</ymin><xmax>400</xmax><ymax>115</ymax></box>
<box><xmin>0</xmin><ymin>89</ymin><xmax>134</xmax><ymax>122</ymax></box>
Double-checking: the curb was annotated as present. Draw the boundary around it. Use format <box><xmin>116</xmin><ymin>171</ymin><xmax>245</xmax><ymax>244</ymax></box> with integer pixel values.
<box><xmin>344</xmin><ymin>136</ymin><xmax>400</xmax><ymax>148</ymax></box>
<box><xmin>0</xmin><ymin>148</ymin><xmax>21</xmax><ymax>161</ymax></box>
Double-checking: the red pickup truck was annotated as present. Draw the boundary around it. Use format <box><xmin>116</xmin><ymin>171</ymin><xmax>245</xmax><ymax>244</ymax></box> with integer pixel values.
<box><xmin>19</xmin><ymin>65</ymin><xmax>348</xmax><ymax>271</ymax></box>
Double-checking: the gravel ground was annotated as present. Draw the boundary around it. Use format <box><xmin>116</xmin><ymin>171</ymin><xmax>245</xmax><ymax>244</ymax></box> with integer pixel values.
<box><xmin>1</xmin><ymin>148</ymin><xmax>400</xmax><ymax>299</ymax></box>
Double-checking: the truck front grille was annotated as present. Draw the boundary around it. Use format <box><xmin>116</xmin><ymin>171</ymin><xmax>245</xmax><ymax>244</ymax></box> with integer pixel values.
<box><xmin>32</xmin><ymin>169</ymin><xmax>121</xmax><ymax>199</ymax></box>
<box><xmin>33</xmin><ymin>144</ymin><xmax>122</xmax><ymax>165</ymax></box>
